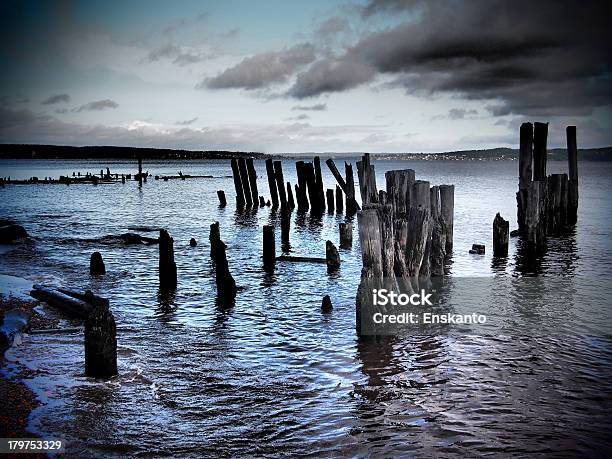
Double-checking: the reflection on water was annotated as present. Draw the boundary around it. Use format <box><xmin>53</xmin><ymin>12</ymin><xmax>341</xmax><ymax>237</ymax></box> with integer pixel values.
<box><xmin>1</xmin><ymin>158</ymin><xmax>612</xmax><ymax>456</ymax></box>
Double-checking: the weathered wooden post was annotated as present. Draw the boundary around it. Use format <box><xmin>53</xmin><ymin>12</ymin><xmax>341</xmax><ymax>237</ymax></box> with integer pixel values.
<box><xmin>326</xmin><ymin>240</ymin><xmax>340</xmax><ymax>272</ymax></box>
<box><xmin>335</xmin><ymin>185</ymin><xmax>343</xmax><ymax>213</ymax></box>
<box><xmin>439</xmin><ymin>185</ymin><xmax>454</xmax><ymax>254</ymax></box>
<box><xmin>210</xmin><ymin>222</ymin><xmax>221</xmax><ymax>259</ymax></box>
<box><xmin>295</xmin><ymin>161</ymin><xmax>309</xmax><ymax>212</ymax></box>
<box><xmin>517</xmin><ymin>122</ymin><xmax>533</xmax><ymax>233</ymax></box>
<box><xmin>238</xmin><ymin>158</ymin><xmax>253</xmax><ymax>207</ymax></box>
<box><xmin>263</xmin><ymin>225</ymin><xmax>275</xmax><ymax>270</ymax></box>
<box><xmin>356</xmin><ymin>154</ymin><xmax>378</xmax><ymax>205</ymax></box>
<box><xmin>259</xmin><ymin>196</ymin><xmax>266</xmax><ymax>207</ymax></box>
<box><xmin>231</xmin><ymin>159</ymin><xmax>245</xmax><ymax>207</ymax></box>
<box><xmin>212</xmin><ymin>239</ymin><xmax>237</xmax><ymax>300</ymax></box>
<box><xmin>304</xmin><ymin>162</ymin><xmax>320</xmax><ymax>213</ymax></box>
<box><xmin>265</xmin><ymin>158</ymin><xmax>279</xmax><ymax>208</ymax></box>
<box><xmin>321</xmin><ymin>295</ymin><xmax>333</xmax><ymax>313</ymax></box>
<box><xmin>429</xmin><ymin>186</ymin><xmax>446</xmax><ymax>276</ymax></box>
<box><xmin>246</xmin><ymin>159</ymin><xmax>259</xmax><ymax>205</ymax></box>
<box><xmin>314</xmin><ymin>156</ymin><xmax>326</xmax><ymax>211</ymax></box>
<box><xmin>159</xmin><ymin>229</ymin><xmax>177</xmax><ymax>289</ymax></box>
<box><xmin>547</xmin><ymin>174</ymin><xmax>567</xmax><ymax>233</ymax></box>
<box><xmin>326</xmin><ymin>189</ymin><xmax>335</xmax><ymax>213</ymax></box>
<box><xmin>493</xmin><ymin>213</ymin><xmax>509</xmax><ymax>257</ymax></box>
<box><xmin>325</xmin><ymin>158</ymin><xmax>360</xmax><ymax>214</ymax></box>
<box><xmin>286</xmin><ymin>182</ymin><xmax>296</xmax><ymax>210</ymax></box>
<box><xmin>339</xmin><ymin>222</ymin><xmax>352</xmax><ymax>249</ymax></box>
<box><xmin>217</xmin><ymin>190</ymin><xmax>227</xmax><ymax>207</ymax></box>
<box><xmin>567</xmin><ymin>126</ymin><xmax>579</xmax><ymax>225</ymax></box>
<box><xmin>533</xmin><ymin>122</ymin><xmax>548</xmax><ymax>181</ymax></box>
<box><xmin>281</xmin><ymin>209</ymin><xmax>290</xmax><ymax>248</ymax></box>
<box><xmin>137</xmin><ymin>155</ymin><xmax>143</xmax><ymax>187</ymax></box>
<box><xmin>90</xmin><ymin>252</ymin><xmax>106</xmax><ymax>275</ymax></box>
<box><xmin>273</xmin><ymin>161</ymin><xmax>288</xmax><ymax>208</ymax></box>
<box><xmin>85</xmin><ymin>299</ymin><xmax>117</xmax><ymax>378</ymax></box>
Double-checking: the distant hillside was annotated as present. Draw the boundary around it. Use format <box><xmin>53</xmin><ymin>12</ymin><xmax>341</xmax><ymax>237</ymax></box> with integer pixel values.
<box><xmin>0</xmin><ymin>144</ymin><xmax>268</xmax><ymax>160</ymax></box>
<box><xmin>372</xmin><ymin>147</ymin><xmax>612</xmax><ymax>161</ymax></box>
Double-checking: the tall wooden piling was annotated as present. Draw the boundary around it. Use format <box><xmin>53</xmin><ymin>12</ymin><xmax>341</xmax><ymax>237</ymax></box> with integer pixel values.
<box><xmin>304</xmin><ymin>162</ymin><xmax>320</xmax><ymax>213</ymax></box>
<box><xmin>238</xmin><ymin>158</ymin><xmax>253</xmax><ymax>207</ymax></box>
<box><xmin>210</xmin><ymin>222</ymin><xmax>221</xmax><ymax>260</ymax></box>
<box><xmin>295</xmin><ymin>161</ymin><xmax>309</xmax><ymax>212</ymax></box>
<box><xmin>159</xmin><ymin>229</ymin><xmax>177</xmax><ymax>289</ymax></box>
<box><xmin>84</xmin><ymin>300</ymin><xmax>117</xmax><ymax>378</ymax></box>
<box><xmin>439</xmin><ymin>185</ymin><xmax>454</xmax><ymax>253</ymax></box>
<box><xmin>493</xmin><ymin>213</ymin><xmax>509</xmax><ymax>257</ymax></box>
<box><xmin>137</xmin><ymin>155</ymin><xmax>143</xmax><ymax>187</ymax></box>
<box><xmin>567</xmin><ymin>126</ymin><xmax>579</xmax><ymax>225</ymax></box>
<box><xmin>339</xmin><ymin>222</ymin><xmax>352</xmax><ymax>249</ymax></box>
<box><xmin>429</xmin><ymin>186</ymin><xmax>446</xmax><ymax>276</ymax></box>
<box><xmin>335</xmin><ymin>185</ymin><xmax>343</xmax><ymax>213</ymax></box>
<box><xmin>246</xmin><ymin>159</ymin><xmax>259</xmax><ymax>205</ymax></box>
<box><xmin>211</xmin><ymin>238</ymin><xmax>237</xmax><ymax>300</ymax></box>
<box><xmin>265</xmin><ymin>158</ymin><xmax>279</xmax><ymax>208</ymax></box>
<box><xmin>356</xmin><ymin>154</ymin><xmax>378</xmax><ymax>205</ymax></box>
<box><xmin>326</xmin><ymin>189</ymin><xmax>335</xmax><ymax>213</ymax></box>
<box><xmin>286</xmin><ymin>182</ymin><xmax>296</xmax><ymax>210</ymax></box>
<box><xmin>533</xmin><ymin>122</ymin><xmax>548</xmax><ymax>181</ymax></box>
<box><xmin>90</xmin><ymin>252</ymin><xmax>106</xmax><ymax>275</ymax></box>
<box><xmin>273</xmin><ymin>161</ymin><xmax>288</xmax><ymax>208</ymax></box>
<box><xmin>217</xmin><ymin>190</ymin><xmax>227</xmax><ymax>207</ymax></box>
<box><xmin>314</xmin><ymin>156</ymin><xmax>326</xmax><ymax>212</ymax></box>
<box><xmin>326</xmin><ymin>240</ymin><xmax>340</xmax><ymax>272</ymax></box>
<box><xmin>263</xmin><ymin>225</ymin><xmax>275</xmax><ymax>270</ymax></box>
<box><xmin>517</xmin><ymin>122</ymin><xmax>534</xmax><ymax>232</ymax></box>
<box><xmin>231</xmin><ymin>159</ymin><xmax>245</xmax><ymax>207</ymax></box>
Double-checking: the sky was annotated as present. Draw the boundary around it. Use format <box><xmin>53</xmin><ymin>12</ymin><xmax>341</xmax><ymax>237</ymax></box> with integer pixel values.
<box><xmin>0</xmin><ymin>0</ymin><xmax>610</xmax><ymax>153</ymax></box>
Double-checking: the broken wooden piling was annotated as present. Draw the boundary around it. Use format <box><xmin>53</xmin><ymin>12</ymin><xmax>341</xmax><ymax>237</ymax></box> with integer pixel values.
<box><xmin>238</xmin><ymin>158</ymin><xmax>253</xmax><ymax>207</ymax></box>
<box><xmin>493</xmin><ymin>213</ymin><xmax>509</xmax><ymax>257</ymax></box>
<box><xmin>85</xmin><ymin>300</ymin><xmax>117</xmax><ymax>378</ymax></box>
<box><xmin>273</xmin><ymin>161</ymin><xmax>288</xmax><ymax>209</ymax></box>
<box><xmin>286</xmin><ymin>182</ymin><xmax>296</xmax><ymax>210</ymax></box>
<box><xmin>265</xmin><ymin>159</ymin><xmax>279</xmax><ymax>208</ymax></box>
<box><xmin>325</xmin><ymin>158</ymin><xmax>360</xmax><ymax>214</ymax></box>
<box><xmin>159</xmin><ymin>229</ymin><xmax>177</xmax><ymax>289</ymax></box>
<box><xmin>567</xmin><ymin>126</ymin><xmax>579</xmax><ymax>225</ymax></box>
<box><xmin>339</xmin><ymin>222</ymin><xmax>352</xmax><ymax>249</ymax></box>
<box><xmin>210</xmin><ymin>222</ymin><xmax>221</xmax><ymax>259</ymax></box>
<box><xmin>90</xmin><ymin>252</ymin><xmax>106</xmax><ymax>275</ymax></box>
<box><xmin>231</xmin><ymin>159</ymin><xmax>246</xmax><ymax>207</ymax></box>
<box><xmin>217</xmin><ymin>190</ymin><xmax>227</xmax><ymax>207</ymax></box>
<box><xmin>295</xmin><ymin>161</ymin><xmax>309</xmax><ymax>212</ymax></box>
<box><xmin>259</xmin><ymin>196</ymin><xmax>266</xmax><ymax>207</ymax></box>
<box><xmin>263</xmin><ymin>225</ymin><xmax>275</xmax><ymax>270</ymax></box>
<box><xmin>335</xmin><ymin>185</ymin><xmax>343</xmax><ymax>213</ymax></box>
<box><xmin>517</xmin><ymin>122</ymin><xmax>534</xmax><ymax>233</ymax></box>
<box><xmin>246</xmin><ymin>159</ymin><xmax>259</xmax><ymax>205</ymax></box>
<box><xmin>314</xmin><ymin>156</ymin><xmax>326</xmax><ymax>212</ymax></box>
<box><xmin>326</xmin><ymin>189</ymin><xmax>335</xmax><ymax>213</ymax></box>
<box><xmin>439</xmin><ymin>185</ymin><xmax>454</xmax><ymax>254</ymax></box>
<box><xmin>326</xmin><ymin>240</ymin><xmax>340</xmax><ymax>272</ymax></box>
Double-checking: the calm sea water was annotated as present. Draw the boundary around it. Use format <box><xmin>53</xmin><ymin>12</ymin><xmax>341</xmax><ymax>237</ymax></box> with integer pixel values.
<box><xmin>1</xmin><ymin>158</ymin><xmax>611</xmax><ymax>457</ymax></box>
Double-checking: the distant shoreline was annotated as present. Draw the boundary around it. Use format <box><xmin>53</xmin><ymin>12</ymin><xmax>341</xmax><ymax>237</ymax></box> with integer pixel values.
<box><xmin>0</xmin><ymin>143</ymin><xmax>611</xmax><ymax>161</ymax></box>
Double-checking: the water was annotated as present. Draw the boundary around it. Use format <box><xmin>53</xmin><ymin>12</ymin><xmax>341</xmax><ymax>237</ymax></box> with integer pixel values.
<box><xmin>1</xmin><ymin>158</ymin><xmax>611</xmax><ymax>457</ymax></box>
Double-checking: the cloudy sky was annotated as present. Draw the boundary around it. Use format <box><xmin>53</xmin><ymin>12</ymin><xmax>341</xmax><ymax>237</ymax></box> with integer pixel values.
<box><xmin>0</xmin><ymin>0</ymin><xmax>610</xmax><ymax>153</ymax></box>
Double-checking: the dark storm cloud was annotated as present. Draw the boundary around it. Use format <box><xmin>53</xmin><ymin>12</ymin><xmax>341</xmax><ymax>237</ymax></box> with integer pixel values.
<box><xmin>203</xmin><ymin>43</ymin><xmax>316</xmax><ymax>90</ymax></box>
<box><xmin>292</xmin><ymin>103</ymin><xmax>327</xmax><ymax>111</ymax></box>
<box><xmin>75</xmin><ymin>99</ymin><xmax>119</xmax><ymax>112</ymax></box>
<box><xmin>42</xmin><ymin>93</ymin><xmax>70</xmax><ymax>105</ymax></box>
<box><xmin>288</xmin><ymin>0</ymin><xmax>611</xmax><ymax>116</ymax></box>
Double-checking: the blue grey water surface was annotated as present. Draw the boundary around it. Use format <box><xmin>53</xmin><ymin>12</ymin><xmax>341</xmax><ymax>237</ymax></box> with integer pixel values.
<box><xmin>0</xmin><ymin>158</ymin><xmax>611</xmax><ymax>457</ymax></box>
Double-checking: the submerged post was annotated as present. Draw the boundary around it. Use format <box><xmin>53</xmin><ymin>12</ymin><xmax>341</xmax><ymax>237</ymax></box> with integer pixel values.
<box><xmin>326</xmin><ymin>240</ymin><xmax>340</xmax><ymax>272</ymax></box>
<box><xmin>90</xmin><ymin>252</ymin><xmax>106</xmax><ymax>275</ymax></box>
<box><xmin>339</xmin><ymin>222</ymin><xmax>352</xmax><ymax>249</ymax></box>
<box><xmin>493</xmin><ymin>213</ymin><xmax>509</xmax><ymax>257</ymax></box>
<box><xmin>159</xmin><ymin>229</ymin><xmax>177</xmax><ymax>289</ymax></box>
<box><xmin>217</xmin><ymin>190</ymin><xmax>227</xmax><ymax>207</ymax></box>
<box><xmin>263</xmin><ymin>225</ymin><xmax>275</xmax><ymax>270</ymax></box>
<box><xmin>84</xmin><ymin>299</ymin><xmax>117</xmax><ymax>378</ymax></box>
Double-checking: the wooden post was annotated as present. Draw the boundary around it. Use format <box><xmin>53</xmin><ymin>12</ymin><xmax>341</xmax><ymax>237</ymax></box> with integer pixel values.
<box><xmin>339</xmin><ymin>222</ymin><xmax>352</xmax><ymax>249</ymax></box>
<box><xmin>265</xmin><ymin>158</ymin><xmax>279</xmax><ymax>208</ymax></box>
<box><xmin>377</xmin><ymin>204</ymin><xmax>395</xmax><ymax>277</ymax></box>
<box><xmin>412</xmin><ymin>180</ymin><xmax>430</xmax><ymax>209</ymax></box>
<box><xmin>321</xmin><ymin>295</ymin><xmax>333</xmax><ymax>313</ymax></box>
<box><xmin>326</xmin><ymin>189</ymin><xmax>335</xmax><ymax>213</ymax></box>
<box><xmin>217</xmin><ymin>190</ymin><xmax>227</xmax><ymax>207</ymax></box>
<box><xmin>259</xmin><ymin>196</ymin><xmax>265</xmax><ymax>207</ymax></box>
<box><xmin>84</xmin><ymin>300</ymin><xmax>117</xmax><ymax>378</ymax></box>
<box><xmin>314</xmin><ymin>156</ymin><xmax>326</xmax><ymax>211</ymax></box>
<box><xmin>90</xmin><ymin>252</ymin><xmax>106</xmax><ymax>275</ymax></box>
<box><xmin>137</xmin><ymin>155</ymin><xmax>143</xmax><ymax>187</ymax></box>
<box><xmin>439</xmin><ymin>185</ymin><xmax>454</xmax><ymax>253</ymax></box>
<box><xmin>211</xmin><ymin>237</ymin><xmax>237</xmax><ymax>300</ymax></box>
<box><xmin>295</xmin><ymin>161</ymin><xmax>309</xmax><ymax>212</ymax></box>
<box><xmin>358</xmin><ymin>207</ymin><xmax>383</xmax><ymax>278</ymax></box>
<box><xmin>286</xmin><ymin>182</ymin><xmax>296</xmax><ymax>210</ymax></box>
<box><xmin>567</xmin><ymin>126</ymin><xmax>579</xmax><ymax>225</ymax></box>
<box><xmin>273</xmin><ymin>161</ymin><xmax>288</xmax><ymax>208</ymax></box>
<box><xmin>547</xmin><ymin>174</ymin><xmax>568</xmax><ymax>233</ymax></box>
<box><xmin>356</xmin><ymin>154</ymin><xmax>378</xmax><ymax>205</ymax></box>
<box><xmin>238</xmin><ymin>158</ymin><xmax>253</xmax><ymax>207</ymax></box>
<box><xmin>210</xmin><ymin>222</ymin><xmax>221</xmax><ymax>260</ymax></box>
<box><xmin>304</xmin><ymin>162</ymin><xmax>320</xmax><ymax>213</ymax></box>
<box><xmin>345</xmin><ymin>162</ymin><xmax>359</xmax><ymax>214</ymax></box>
<box><xmin>517</xmin><ymin>122</ymin><xmax>533</xmax><ymax>233</ymax></box>
<box><xmin>525</xmin><ymin>181</ymin><xmax>547</xmax><ymax>251</ymax></box>
<box><xmin>335</xmin><ymin>185</ymin><xmax>343</xmax><ymax>213</ymax></box>
<box><xmin>493</xmin><ymin>213</ymin><xmax>509</xmax><ymax>257</ymax></box>
<box><xmin>429</xmin><ymin>186</ymin><xmax>446</xmax><ymax>276</ymax></box>
<box><xmin>231</xmin><ymin>159</ymin><xmax>245</xmax><ymax>207</ymax></box>
<box><xmin>326</xmin><ymin>240</ymin><xmax>340</xmax><ymax>272</ymax></box>
<box><xmin>405</xmin><ymin>207</ymin><xmax>431</xmax><ymax>276</ymax></box>
<box><xmin>533</xmin><ymin>122</ymin><xmax>548</xmax><ymax>181</ymax></box>
<box><xmin>246</xmin><ymin>159</ymin><xmax>259</xmax><ymax>204</ymax></box>
<box><xmin>281</xmin><ymin>209</ymin><xmax>290</xmax><ymax>248</ymax></box>
<box><xmin>263</xmin><ymin>225</ymin><xmax>275</xmax><ymax>270</ymax></box>
<box><xmin>385</xmin><ymin>169</ymin><xmax>414</xmax><ymax>213</ymax></box>
<box><xmin>159</xmin><ymin>229</ymin><xmax>177</xmax><ymax>289</ymax></box>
